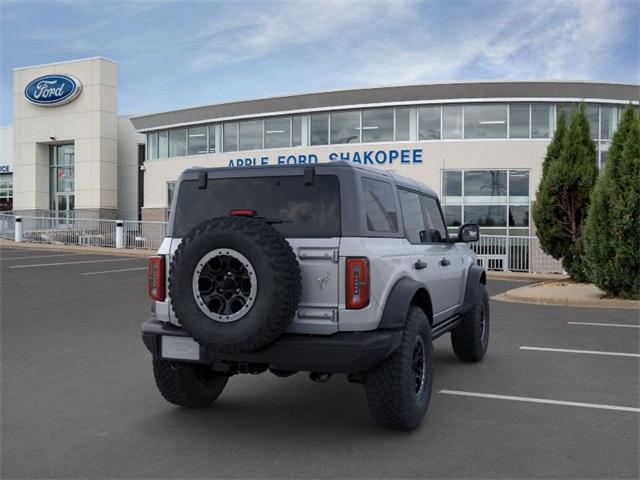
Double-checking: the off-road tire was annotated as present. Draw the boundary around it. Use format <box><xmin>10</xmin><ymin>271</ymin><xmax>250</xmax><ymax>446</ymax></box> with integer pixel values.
<box><xmin>169</xmin><ymin>216</ymin><xmax>301</xmax><ymax>353</ymax></box>
<box><xmin>364</xmin><ymin>306</ymin><xmax>433</xmax><ymax>430</ymax></box>
<box><xmin>451</xmin><ymin>283</ymin><xmax>489</xmax><ymax>361</ymax></box>
<box><xmin>153</xmin><ymin>358</ymin><xmax>228</xmax><ymax>408</ymax></box>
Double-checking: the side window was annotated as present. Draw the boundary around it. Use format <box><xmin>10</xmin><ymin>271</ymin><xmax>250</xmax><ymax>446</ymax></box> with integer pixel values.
<box><xmin>361</xmin><ymin>177</ymin><xmax>398</xmax><ymax>233</ymax></box>
<box><xmin>399</xmin><ymin>189</ymin><xmax>427</xmax><ymax>244</ymax></box>
<box><xmin>421</xmin><ymin>196</ymin><xmax>448</xmax><ymax>243</ymax></box>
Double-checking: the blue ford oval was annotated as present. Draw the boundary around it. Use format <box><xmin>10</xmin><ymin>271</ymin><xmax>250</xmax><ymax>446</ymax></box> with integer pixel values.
<box><xmin>24</xmin><ymin>74</ymin><xmax>82</xmax><ymax>106</ymax></box>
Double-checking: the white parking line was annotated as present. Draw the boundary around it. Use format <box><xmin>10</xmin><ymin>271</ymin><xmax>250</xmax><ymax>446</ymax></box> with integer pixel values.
<box><xmin>0</xmin><ymin>253</ymin><xmax>87</xmax><ymax>261</ymax></box>
<box><xmin>520</xmin><ymin>346</ymin><xmax>640</xmax><ymax>358</ymax></box>
<box><xmin>82</xmin><ymin>267</ymin><xmax>148</xmax><ymax>276</ymax></box>
<box><xmin>10</xmin><ymin>258</ymin><xmax>143</xmax><ymax>269</ymax></box>
<box><xmin>438</xmin><ymin>390</ymin><xmax>640</xmax><ymax>413</ymax></box>
<box><xmin>568</xmin><ymin>321</ymin><xmax>640</xmax><ymax>329</ymax></box>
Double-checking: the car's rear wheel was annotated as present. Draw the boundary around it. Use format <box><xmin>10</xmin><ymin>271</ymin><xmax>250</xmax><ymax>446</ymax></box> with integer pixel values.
<box><xmin>364</xmin><ymin>306</ymin><xmax>433</xmax><ymax>430</ymax></box>
<box><xmin>451</xmin><ymin>283</ymin><xmax>490</xmax><ymax>361</ymax></box>
<box><xmin>153</xmin><ymin>358</ymin><xmax>228</xmax><ymax>408</ymax></box>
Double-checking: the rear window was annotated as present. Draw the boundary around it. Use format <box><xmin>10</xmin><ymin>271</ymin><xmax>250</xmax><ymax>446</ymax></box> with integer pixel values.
<box><xmin>172</xmin><ymin>175</ymin><xmax>341</xmax><ymax>238</ymax></box>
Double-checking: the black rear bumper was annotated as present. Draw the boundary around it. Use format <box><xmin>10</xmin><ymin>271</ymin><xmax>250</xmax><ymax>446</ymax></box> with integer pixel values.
<box><xmin>141</xmin><ymin>320</ymin><xmax>402</xmax><ymax>374</ymax></box>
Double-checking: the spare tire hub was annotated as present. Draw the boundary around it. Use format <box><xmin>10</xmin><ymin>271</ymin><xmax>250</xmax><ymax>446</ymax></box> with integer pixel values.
<box><xmin>192</xmin><ymin>248</ymin><xmax>257</xmax><ymax>323</ymax></box>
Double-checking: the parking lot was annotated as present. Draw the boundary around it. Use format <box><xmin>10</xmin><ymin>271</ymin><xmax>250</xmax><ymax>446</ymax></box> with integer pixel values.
<box><xmin>1</xmin><ymin>244</ymin><xmax>638</xmax><ymax>479</ymax></box>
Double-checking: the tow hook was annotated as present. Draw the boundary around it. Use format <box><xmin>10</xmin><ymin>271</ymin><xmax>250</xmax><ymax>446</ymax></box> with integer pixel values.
<box><xmin>309</xmin><ymin>372</ymin><xmax>332</xmax><ymax>383</ymax></box>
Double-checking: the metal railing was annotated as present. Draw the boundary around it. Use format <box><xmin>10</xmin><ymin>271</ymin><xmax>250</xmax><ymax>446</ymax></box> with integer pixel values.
<box><xmin>20</xmin><ymin>216</ymin><xmax>118</xmax><ymax>248</ymax></box>
<box><xmin>0</xmin><ymin>213</ymin><xmax>168</xmax><ymax>251</ymax></box>
<box><xmin>471</xmin><ymin>235</ymin><xmax>564</xmax><ymax>274</ymax></box>
<box><xmin>1</xmin><ymin>214</ymin><xmax>565</xmax><ymax>272</ymax></box>
<box><xmin>123</xmin><ymin>220</ymin><xmax>167</xmax><ymax>250</ymax></box>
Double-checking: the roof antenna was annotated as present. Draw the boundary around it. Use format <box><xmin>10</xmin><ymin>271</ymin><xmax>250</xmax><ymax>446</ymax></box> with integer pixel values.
<box><xmin>304</xmin><ymin>165</ymin><xmax>315</xmax><ymax>186</ymax></box>
<box><xmin>198</xmin><ymin>171</ymin><xmax>208</xmax><ymax>189</ymax></box>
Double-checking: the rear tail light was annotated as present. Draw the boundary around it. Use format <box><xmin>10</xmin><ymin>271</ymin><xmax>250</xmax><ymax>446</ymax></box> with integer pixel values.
<box><xmin>229</xmin><ymin>209</ymin><xmax>257</xmax><ymax>217</ymax></box>
<box><xmin>346</xmin><ymin>257</ymin><xmax>370</xmax><ymax>309</ymax></box>
<box><xmin>148</xmin><ymin>255</ymin><xmax>166</xmax><ymax>301</ymax></box>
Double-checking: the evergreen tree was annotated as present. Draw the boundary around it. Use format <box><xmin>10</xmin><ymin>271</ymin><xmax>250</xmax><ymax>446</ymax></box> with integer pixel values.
<box><xmin>584</xmin><ymin>106</ymin><xmax>640</xmax><ymax>298</ymax></box>
<box><xmin>532</xmin><ymin>112</ymin><xmax>567</xmax><ymax>261</ymax></box>
<box><xmin>533</xmin><ymin>104</ymin><xmax>598</xmax><ymax>281</ymax></box>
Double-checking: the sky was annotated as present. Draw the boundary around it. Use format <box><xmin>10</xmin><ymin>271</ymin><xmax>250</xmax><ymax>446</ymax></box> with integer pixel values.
<box><xmin>0</xmin><ymin>0</ymin><xmax>638</xmax><ymax>126</ymax></box>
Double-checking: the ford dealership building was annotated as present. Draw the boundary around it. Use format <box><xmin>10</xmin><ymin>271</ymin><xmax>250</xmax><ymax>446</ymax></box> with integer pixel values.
<box><xmin>5</xmin><ymin>57</ymin><xmax>639</xmax><ymax>241</ymax></box>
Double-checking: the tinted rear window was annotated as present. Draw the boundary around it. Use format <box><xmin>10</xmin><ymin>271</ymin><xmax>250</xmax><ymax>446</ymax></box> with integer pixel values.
<box><xmin>173</xmin><ymin>175</ymin><xmax>340</xmax><ymax>237</ymax></box>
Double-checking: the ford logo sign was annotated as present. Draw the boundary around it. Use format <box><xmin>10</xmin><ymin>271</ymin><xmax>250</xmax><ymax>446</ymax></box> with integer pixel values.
<box><xmin>24</xmin><ymin>74</ymin><xmax>82</xmax><ymax>106</ymax></box>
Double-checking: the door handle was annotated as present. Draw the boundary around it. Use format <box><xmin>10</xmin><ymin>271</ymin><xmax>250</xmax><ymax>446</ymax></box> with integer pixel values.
<box><xmin>439</xmin><ymin>257</ymin><xmax>451</xmax><ymax>266</ymax></box>
<box><xmin>414</xmin><ymin>260</ymin><xmax>427</xmax><ymax>270</ymax></box>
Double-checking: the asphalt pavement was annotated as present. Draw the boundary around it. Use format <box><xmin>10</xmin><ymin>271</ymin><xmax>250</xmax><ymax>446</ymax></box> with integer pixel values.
<box><xmin>1</xmin><ymin>245</ymin><xmax>638</xmax><ymax>479</ymax></box>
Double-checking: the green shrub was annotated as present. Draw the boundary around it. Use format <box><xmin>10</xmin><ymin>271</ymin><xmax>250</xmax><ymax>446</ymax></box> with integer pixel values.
<box><xmin>584</xmin><ymin>106</ymin><xmax>640</xmax><ymax>299</ymax></box>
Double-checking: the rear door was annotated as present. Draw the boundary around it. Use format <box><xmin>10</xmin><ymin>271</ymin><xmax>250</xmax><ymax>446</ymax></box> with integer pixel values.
<box><xmin>421</xmin><ymin>195</ymin><xmax>465</xmax><ymax>319</ymax></box>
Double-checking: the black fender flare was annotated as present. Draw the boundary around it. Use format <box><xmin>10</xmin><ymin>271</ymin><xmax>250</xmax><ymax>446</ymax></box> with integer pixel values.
<box><xmin>460</xmin><ymin>265</ymin><xmax>486</xmax><ymax>314</ymax></box>
<box><xmin>378</xmin><ymin>277</ymin><xmax>432</xmax><ymax>329</ymax></box>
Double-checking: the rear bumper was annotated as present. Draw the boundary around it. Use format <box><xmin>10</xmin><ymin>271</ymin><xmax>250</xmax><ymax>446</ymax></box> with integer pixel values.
<box><xmin>141</xmin><ymin>320</ymin><xmax>402</xmax><ymax>374</ymax></box>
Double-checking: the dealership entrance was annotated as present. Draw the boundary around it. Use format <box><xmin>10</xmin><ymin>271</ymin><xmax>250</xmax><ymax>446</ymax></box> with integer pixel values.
<box><xmin>49</xmin><ymin>144</ymin><xmax>75</xmax><ymax>219</ymax></box>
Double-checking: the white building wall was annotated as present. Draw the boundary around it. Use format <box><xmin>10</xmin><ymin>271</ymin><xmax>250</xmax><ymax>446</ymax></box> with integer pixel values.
<box><xmin>0</xmin><ymin>126</ymin><xmax>13</xmax><ymax>170</ymax></box>
<box><xmin>12</xmin><ymin>57</ymin><xmax>118</xmax><ymax>217</ymax></box>
<box><xmin>141</xmin><ymin>140</ymin><xmax>549</xmax><ymax>218</ymax></box>
<box><xmin>117</xmin><ymin>116</ymin><xmax>144</xmax><ymax>220</ymax></box>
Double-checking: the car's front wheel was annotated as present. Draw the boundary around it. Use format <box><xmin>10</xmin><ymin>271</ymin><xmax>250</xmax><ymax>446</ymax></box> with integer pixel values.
<box><xmin>364</xmin><ymin>306</ymin><xmax>433</xmax><ymax>430</ymax></box>
<box><xmin>152</xmin><ymin>358</ymin><xmax>228</xmax><ymax>408</ymax></box>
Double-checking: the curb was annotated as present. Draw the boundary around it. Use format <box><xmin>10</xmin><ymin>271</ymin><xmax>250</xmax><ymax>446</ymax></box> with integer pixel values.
<box><xmin>0</xmin><ymin>239</ymin><xmax>154</xmax><ymax>258</ymax></box>
<box><xmin>493</xmin><ymin>285</ymin><xmax>640</xmax><ymax>310</ymax></box>
<box><xmin>487</xmin><ymin>272</ymin><xmax>568</xmax><ymax>282</ymax></box>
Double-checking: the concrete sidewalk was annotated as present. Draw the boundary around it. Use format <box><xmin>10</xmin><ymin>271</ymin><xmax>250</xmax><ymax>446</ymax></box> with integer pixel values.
<box><xmin>494</xmin><ymin>279</ymin><xmax>640</xmax><ymax>309</ymax></box>
<box><xmin>0</xmin><ymin>238</ymin><xmax>153</xmax><ymax>257</ymax></box>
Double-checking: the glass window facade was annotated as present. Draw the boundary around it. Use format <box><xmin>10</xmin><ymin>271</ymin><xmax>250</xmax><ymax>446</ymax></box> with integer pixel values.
<box><xmin>223</xmin><ymin>122</ymin><xmax>238</xmax><ymax>152</ymax></box>
<box><xmin>187</xmin><ymin>126</ymin><xmax>207</xmax><ymax>156</ymax></box>
<box><xmin>0</xmin><ymin>173</ymin><xmax>13</xmax><ymax>211</ymax></box>
<box><xmin>463</xmin><ymin>170</ymin><xmax>507</xmax><ymax>203</ymax></box>
<box><xmin>531</xmin><ymin>104</ymin><xmax>552</xmax><ymax>138</ymax></box>
<box><xmin>509</xmin><ymin>104</ymin><xmax>529</xmax><ymax>138</ymax></box>
<box><xmin>239</xmin><ymin>120</ymin><xmax>263</xmax><ymax>151</ymax></box>
<box><xmin>419</xmin><ymin>106</ymin><xmax>440</xmax><ymax>140</ymax></box>
<box><xmin>265</xmin><ymin>117</ymin><xmax>291</xmax><ymax>149</ymax></box>
<box><xmin>586</xmin><ymin>104</ymin><xmax>599</xmax><ymax>139</ymax></box>
<box><xmin>158</xmin><ymin>131</ymin><xmax>168</xmax><ymax>159</ymax></box>
<box><xmin>464</xmin><ymin>104</ymin><xmax>507</xmax><ymax>139</ymax></box>
<box><xmin>147</xmin><ymin>132</ymin><xmax>158</xmax><ymax>160</ymax></box>
<box><xmin>395</xmin><ymin>107</ymin><xmax>411</xmax><ymax>141</ymax></box>
<box><xmin>168</xmin><ymin>129</ymin><xmax>187</xmax><ymax>157</ymax></box>
<box><xmin>292</xmin><ymin>116</ymin><xmax>303</xmax><ymax>147</ymax></box>
<box><xmin>600</xmin><ymin>106</ymin><xmax>619</xmax><ymax>140</ymax></box>
<box><xmin>141</xmin><ymin>102</ymin><xmax>624</xmax><ymax>160</ymax></box>
<box><xmin>330</xmin><ymin>110</ymin><xmax>360</xmax><ymax>144</ymax></box>
<box><xmin>310</xmin><ymin>113</ymin><xmax>329</xmax><ymax>145</ymax></box>
<box><xmin>442</xmin><ymin>169</ymin><xmax>530</xmax><ymax>236</ymax></box>
<box><xmin>362</xmin><ymin>108</ymin><xmax>393</xmax><ymax>143</ymax></box>
<box><xmin>208</xmin><ymin>124</ymin><xmax>216</xmax><ymax>153</ymax></box>
<box><xmin>442</xmin><ymin>105</ymin><xmax>463</xmax><ymax>139</ymax></box>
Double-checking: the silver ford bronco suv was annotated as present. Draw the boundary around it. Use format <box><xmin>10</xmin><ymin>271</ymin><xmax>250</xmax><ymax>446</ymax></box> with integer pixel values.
<box><xmin>142</xmin><ymin>161</ymin><xmax>488</xmax><ymax>430</ymax></box>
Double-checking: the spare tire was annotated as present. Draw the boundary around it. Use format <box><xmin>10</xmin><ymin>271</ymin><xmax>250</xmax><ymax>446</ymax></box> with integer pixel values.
<box><xmin>169</xmin><ymin>216</ymin><xmax>301</xmax><ymax>353</ymax></box>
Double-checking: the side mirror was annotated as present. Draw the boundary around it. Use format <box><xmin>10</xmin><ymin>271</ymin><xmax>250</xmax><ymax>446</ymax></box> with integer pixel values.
<box><xmin>458</xmin><ymin>223</ymin><xmax>480</xmax><ymax>243</ymax></box>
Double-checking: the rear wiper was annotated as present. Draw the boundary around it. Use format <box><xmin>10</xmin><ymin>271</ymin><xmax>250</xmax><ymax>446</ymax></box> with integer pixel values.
<box><xmin>255</xmin><ymin>217</ymin><xmax>292</xmax><ymax>225</ymax></box>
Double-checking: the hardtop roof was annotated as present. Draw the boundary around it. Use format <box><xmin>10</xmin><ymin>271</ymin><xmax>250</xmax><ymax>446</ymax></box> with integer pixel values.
<box><xmin>181</xmin><ymin>161</ymin><xmax>437</xmax><ymax>197</ymax></box>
